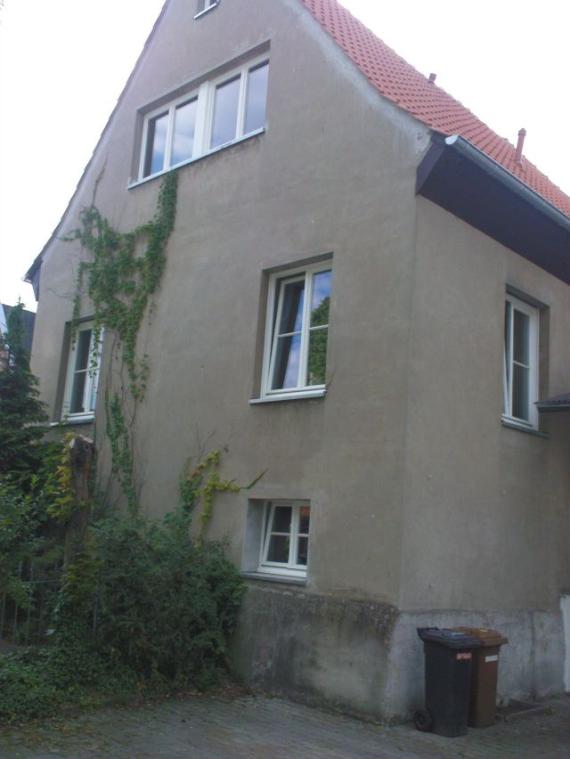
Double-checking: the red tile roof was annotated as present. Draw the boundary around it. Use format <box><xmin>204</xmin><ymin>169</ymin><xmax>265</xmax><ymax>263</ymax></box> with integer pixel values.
<box><xmin>301</xmin><ymin>0</ymin><xmax>570</xmax><ymax>218</ymax></box>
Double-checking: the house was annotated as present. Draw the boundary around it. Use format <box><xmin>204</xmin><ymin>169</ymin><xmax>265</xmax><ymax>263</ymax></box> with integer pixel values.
<box><xmin>0</xmin><ymin>304</ymin><xmax>35</xmax><ymax>369</ymax></box>
<box><xmin>25</xmin><ymin>0</ymin><xmax>570</xmax><ymax>720</ymax></box>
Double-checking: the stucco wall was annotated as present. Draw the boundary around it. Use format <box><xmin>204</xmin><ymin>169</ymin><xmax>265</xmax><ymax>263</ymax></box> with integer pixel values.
<box><xmin>401</xmin><ymin>198</ymin><xmax>570</xmax><ymax>612</ymax></box>
<box><xmin>29</xmin><ymin>0</ymin><xmax>570</xmax><ymax>718</ymax></box>
<box><xmin>31</xmin><ymin>0</ymin><xmax>431</xmax><ymax>604</ymax></box>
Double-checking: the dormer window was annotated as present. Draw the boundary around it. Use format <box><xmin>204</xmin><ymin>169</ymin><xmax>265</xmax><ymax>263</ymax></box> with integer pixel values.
<box><xmin>195</xmin><ymin>0</ymin><xmax>219</xmax><ymax>19</ymax></box>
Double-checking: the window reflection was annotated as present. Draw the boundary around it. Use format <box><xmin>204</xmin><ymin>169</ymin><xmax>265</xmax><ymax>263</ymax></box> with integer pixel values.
<box><xmin>245</xmin><ymin>62</ymin><xmax>269</xmax><ymax>134</ymax></box>
<box><xmin>211</xmin><ymin>76</ymin><xmax>240</xmax><ymax>149</ymax></box>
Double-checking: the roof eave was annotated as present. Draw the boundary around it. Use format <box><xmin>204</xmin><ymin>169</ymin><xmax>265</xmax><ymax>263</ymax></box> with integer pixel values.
<box><xmin>417</xmin><ymin>134</ymin><xmax>570</xmax><ymax>284</ymax></box>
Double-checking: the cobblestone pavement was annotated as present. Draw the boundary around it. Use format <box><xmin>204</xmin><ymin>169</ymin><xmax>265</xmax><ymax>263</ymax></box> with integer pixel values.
<box><xmin>1</xmin><ymin>694</ymin><xmax>569</xmax><ymax>758</ymax></box>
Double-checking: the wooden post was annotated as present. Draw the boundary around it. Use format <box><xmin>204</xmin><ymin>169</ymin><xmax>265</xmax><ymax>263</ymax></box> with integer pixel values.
<box><xmin>64</xmin><ymin>435</ymin><xmax>95</xmax><ymax>564</ymax></box>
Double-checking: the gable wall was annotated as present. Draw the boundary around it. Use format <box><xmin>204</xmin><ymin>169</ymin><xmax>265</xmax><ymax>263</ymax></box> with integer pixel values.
<box><xmin>31</xmin><ymin>0</ymin><xmax>431</xmax><ymax>604</ymax></box>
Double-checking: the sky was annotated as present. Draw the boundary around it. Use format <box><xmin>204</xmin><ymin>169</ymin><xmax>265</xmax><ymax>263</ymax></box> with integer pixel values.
<box><xmin>1</xmin><ymin>0</ymin><xmax>569</xmax><ymax>310</ymax></box>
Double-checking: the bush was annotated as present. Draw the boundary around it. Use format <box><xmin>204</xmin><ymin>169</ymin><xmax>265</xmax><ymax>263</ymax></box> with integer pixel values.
<box><xmin>0</xmin><ymin>638</ymin><xmax>137</xmax><ymax>723</ymax></box>
<box><xmin>0</xmin><ymin>482</ymin><xmax>42</xmax><ymax>608</ymax></box>
<box><xmin>81</xmin><ymin>510</ymin><xmax>245</xmax><ymax>686</ymax></box>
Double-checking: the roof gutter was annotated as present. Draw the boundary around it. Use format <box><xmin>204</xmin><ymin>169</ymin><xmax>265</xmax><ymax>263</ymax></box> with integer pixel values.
<box><xmin>443</xmin><ymin>135</ymin><xmax>570</xmax><ymax>234</ymax></box>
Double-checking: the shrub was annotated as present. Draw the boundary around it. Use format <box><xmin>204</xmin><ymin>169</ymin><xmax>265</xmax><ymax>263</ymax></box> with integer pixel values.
<box><xmin>0</xmin><ymin>482</ymin><xmax>42</xmax><ymax>608</ymax></box>
<box><xmin>76</xmin><ymin>510</ymin><xmax>245</xmax><ymax>686</ymax></box>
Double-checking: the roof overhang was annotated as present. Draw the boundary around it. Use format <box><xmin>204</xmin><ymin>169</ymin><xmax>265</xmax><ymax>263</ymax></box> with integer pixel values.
<box><xmin>537</xmin><ymin>393</ymin><xmax>570</xmax><ymax>413</ymax></box>
<box><xmin>417</xmin><ymin>135</ymin><xmax>570</xmax><ymax>285</ymax></box>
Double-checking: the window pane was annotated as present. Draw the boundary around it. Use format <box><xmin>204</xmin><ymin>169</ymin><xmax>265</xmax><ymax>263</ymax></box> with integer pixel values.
<box><xmin>513</xmin><ymin>310</ymin><xmax>530</xmax><ymax>365</ymax></box>
<box><xmin>171</xmin><ymin>99</ymin><xmax>197</xmax><ymax>165</ymax></box>
<box><xmin>299</xmin><ymin>506</ymin><xmax>310</xmax><ymax>535</ymax></box>
<box><xmin>278</xmin><ymin>279</ymin><xmax>305</xmax><ymax>334</ymax></box>
<box><xmin>296</xmin><ymin>537</ymin><xmax>309</xmax><ymax>566</ymax></box>
<box><xmin>70</xmin><ymin>372</ymin><xmax>87</xmax><ymax>414</ymax></box>
<box><xmin>512</xmin><ymin>364</ymin><xmax>530</xmax><ymax>420</ymax></box>
<box><xmin>244</xmin><ymin>62</ymin><xmax>269</xmax><ymax>134</ymax></box>
<box><xmin>272</xmin><ymin>506</ymin><xmax>292</xmax><ymax>533</ymax></box>
<box><xmin>144</xmin><ymin>112</ymin><xmax>168</xmax><ymax>177</ymax></box>
<box><xmin>75</xmin><ymin>330</ymin><xmax>92</xmax><ymax>372</ymax></box>
<box><xmin>272</xmin><ymin>334</ymin><xmax>301</xmax><ymax>389</ymax></box>
<box><xmin>311</xmin><ymin>271</ymin><xmax>332</xmax><ymax>327</ymax></box>
<box><xmin>211</xmin><ymin>76</ymin><xmax>240</xmax><ymax>148</ymax></box>
<box><xmin>307</xmin><ymin>328</ymin><xmax>328</xmax><ymax>386</ymax></box>
<box><xmin>267</xmin><ymin>535</ymin><xmax>290</xmax><ymax>563</ymax></box>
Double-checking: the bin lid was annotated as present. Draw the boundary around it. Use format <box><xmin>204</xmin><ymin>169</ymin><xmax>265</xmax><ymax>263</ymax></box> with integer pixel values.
<box><xmin>417</xmin><ymin>627</ymin><xmax>481</xmax><ymax>649</ymax></box>
<box><xmin>453</xmin><ymin>626</ymin><xmax>508</xmax><ymax>647</ymax></box>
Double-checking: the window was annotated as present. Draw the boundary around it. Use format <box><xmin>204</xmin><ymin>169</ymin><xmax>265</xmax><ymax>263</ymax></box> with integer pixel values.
<box><xmin>195</xmin><ymin>0</ymin><xmax>218</xmax><ymax>17</ymax></box>
<box><xmin>62</xmin><ymin>323</ymin><xmax>102</xmax><ymax>421</ymax></box>
<box><xmin>261</xmin><ymin>263</ymin><xmax>332</xmax><ymax>400</ymax></box>
<box><xmin>139</xmin><ymin>56</ymin><xmax>269</xmax><ymax>180</ymax></box>
<box><xmin>503</xmin><ymin>294</ymin><xmax>539</xmax><ymax>428</ymax></box>
<box><xmin>259</xmin><ymin>501</ymin><xmax>311</xmax><ymax>578</ymax></box>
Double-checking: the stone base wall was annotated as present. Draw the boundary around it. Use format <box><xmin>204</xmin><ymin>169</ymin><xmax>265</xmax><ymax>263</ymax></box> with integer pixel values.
<box><xmin>232</xmin><ymin>583</ymin><xmax>566</xmax><ymax>722</ymax></box>
<box><xmin>232</xmin><ymin>583</ymin><xmax>398</xmax><ymax>719</ymax></box>
<box><xmin>384</xmin><ymin>609</ymin><xmax>565</xmax><ymax>720</ymax></box>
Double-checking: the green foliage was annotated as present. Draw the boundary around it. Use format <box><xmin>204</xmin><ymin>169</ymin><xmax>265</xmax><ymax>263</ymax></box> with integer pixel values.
<box><xmin>105</xmin><ymin>392</ymin><xmax>137</xmax><ymax>514</ymax></box>
<box><xmin>0</xmin><ymin>482</ymin><xmax>42</xmax><ymax>608</ymax></box>
<box><xmin>86</xmin><ymin>511</ymin><xmax>244</xmax><ymax>685</ymax></box>
<box><xmin>0</xmin><ymin>635</ymin><xmax>136</xmax><ymax>723</ymax></box>
<box><xmin>70</xmin><ymin>172</ymin><xmax>178</xmax><ymax>399</ymax></box>
<box><xmin>0</xmin><ymin>304</ymin><xmax>48</xmax><ymax>485</ymax></box>
<box><xmin>42</xmin><ymin>433</ymin><xmax>77</xmax><ymax>523</ymax></box>
<box><xmin>180</xmin><ymin>451</ymin><xmax>265</xmax><ymax>544</ymax></box>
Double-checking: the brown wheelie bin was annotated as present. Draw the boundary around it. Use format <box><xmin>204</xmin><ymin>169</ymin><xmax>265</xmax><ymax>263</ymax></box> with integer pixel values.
<box><xmin>453</xmin><ymin>627</ymin><xmax>508</xmax><ymax>727</ymax></box>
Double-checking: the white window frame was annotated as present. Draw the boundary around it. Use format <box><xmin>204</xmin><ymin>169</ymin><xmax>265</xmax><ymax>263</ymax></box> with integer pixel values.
<box><xmin>260</xmin><ymin>262</ymin><xmax>332</xmax><ymax>401</ymax></box>
<box><xmin>502</xmin><ymin>293</ymin><xmax>539</xmax><ymax>429</ymax></box>
<box><xmin>61</xmin><ymin>323</ymin><xmax>102</xmax><ymax>423</ymax></box>
<box><xmin>194</xmin><ymin>0</ymin><xmax>219</xmax><ymax>19</ymax></box>
<box><xmin>258</xmin><ymin>501</ymin><xmax>310</xmax><ymax>578</ymax></box>
<box><xmin>137</xmin><ymin>54</ymin><xmax>269</xmax><ymax>181</ymax></box>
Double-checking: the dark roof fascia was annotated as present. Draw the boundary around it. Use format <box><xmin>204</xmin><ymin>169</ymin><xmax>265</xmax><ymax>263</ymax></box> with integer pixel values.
<box><xmin>417</xmin><ymin>134</ymin><xmax>570</xmax><ymax>285</ymax></box>
<box><xmin>24</xmin><ymin>0</ymin><xmax>172</xmax><ymax>297</ymax></box>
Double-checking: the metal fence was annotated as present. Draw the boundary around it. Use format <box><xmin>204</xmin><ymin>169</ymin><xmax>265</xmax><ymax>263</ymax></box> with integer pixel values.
<box><xmin>0</xmin><ymin>562</ymin><xmax>61</xmax><ymax>646</ymax></box>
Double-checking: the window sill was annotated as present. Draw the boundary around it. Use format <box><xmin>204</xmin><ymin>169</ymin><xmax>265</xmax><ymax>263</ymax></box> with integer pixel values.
<box><xmin>501</xmin><ymin>417</ymin><xmax>548</xmax><ymax>439</ymax></box>
<box><xmin>194</xmin><ymin>2</ymin><xmax>218</xmax><ymax>19</ymax></box>
<box><xmin>51</xmin><ymin>415</ymin><xmax>95</xmax><ymax>427</ymax></box>
<box><xmin>128</xmin><ymin>128</ymin><xmax>265</xmax><ymax>190</ymax></box>
<box><xmin>241</xmin><ymin>571</ymin><xmax>307</xmax><ymax>587</ymax></box>
<box><xmin>250</xmin><ymin>388</ymin><xmax>326</xmax><ymax>405</ymax></box>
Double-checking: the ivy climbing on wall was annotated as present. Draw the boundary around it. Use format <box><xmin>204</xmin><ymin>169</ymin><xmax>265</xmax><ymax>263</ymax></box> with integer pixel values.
<box><xmin>68</xmin><ymin>172</ymin><xmax>178</xmax><ymax>507</ymax></box>
<box><xmin>70</xmin><ymin>171</ymin><xmax>178</xmax><ymax>399</ymax></box>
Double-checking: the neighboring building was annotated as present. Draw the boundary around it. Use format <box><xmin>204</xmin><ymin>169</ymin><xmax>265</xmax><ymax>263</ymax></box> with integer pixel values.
<box><xmin>0</xmin><ymin>304</ymin><xmax>36</xmax><ymax>368</ymax></box>
<box><xmin>25</xmin><ymin>0</ymin><xmax>570</xmax><ymax>720</ymax></box>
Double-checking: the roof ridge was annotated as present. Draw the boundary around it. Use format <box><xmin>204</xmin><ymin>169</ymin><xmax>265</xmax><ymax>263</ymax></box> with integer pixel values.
<box><xmin>300</xmin><ymin>0</ymin><xmax>570</xmax><ymax>218</ymax></box>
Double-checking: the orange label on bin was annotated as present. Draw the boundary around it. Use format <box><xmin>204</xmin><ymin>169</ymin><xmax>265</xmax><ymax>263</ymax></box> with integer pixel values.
<box><xmin>456</xmin><ymin>653</ymin><xmax>472</xmax><ymax>661</ymax></box>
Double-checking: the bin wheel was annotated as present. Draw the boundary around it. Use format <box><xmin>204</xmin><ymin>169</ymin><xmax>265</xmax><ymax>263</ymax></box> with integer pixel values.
<box><xmin>413</xmin><ymin>708</ymin><xmax>433</xmax><ymax>732</ymax></box>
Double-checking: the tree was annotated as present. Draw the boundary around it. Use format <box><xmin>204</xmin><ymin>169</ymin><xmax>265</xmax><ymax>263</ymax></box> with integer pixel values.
<box><xmin>0</xmin><ymin>303</ymin><xmax>47</xmax><ymax>484</ymax></box>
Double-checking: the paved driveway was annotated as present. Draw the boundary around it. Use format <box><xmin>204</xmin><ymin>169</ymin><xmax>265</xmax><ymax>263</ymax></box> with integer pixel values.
<box><xmin>1</xmin><ymin>694</ymin><xmax>569</xmax><ymax>758</ymax></box>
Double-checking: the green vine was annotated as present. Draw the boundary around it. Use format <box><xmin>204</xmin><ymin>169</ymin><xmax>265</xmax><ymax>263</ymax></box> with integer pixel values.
<box><xmin>180</xmin><ymin>451</ymin><xmax>265</xmax><ymax>544</ymax></box>
<box><xmin>105</xmin><ymin>392</ymin><xmax>136</xmax><ymax>515</ymax></box>
<box><xmin>70</xmin><ymin>171</ymin><xmax>178</xmax><ymax>399</ymax></box>
<box><xmin>68</xmin><ymin>173</ymin><xmax>178</xmax><ymax>508</ymax></box>
<box><xmin>45</xmin><ymin>433</ymin><xmax>79</xmax><ymax>523</ymax></box>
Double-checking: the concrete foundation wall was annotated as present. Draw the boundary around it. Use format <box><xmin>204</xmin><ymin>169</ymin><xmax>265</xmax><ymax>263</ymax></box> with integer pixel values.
<box><xmin>233</xmin><ymin>583</ymin><xmax>398</xmax><ymax>719</ymax></box>
<box><xmin>235</xmin><ymin>584</ymin><xmax>566</xmax><ymax>721</ymax></box>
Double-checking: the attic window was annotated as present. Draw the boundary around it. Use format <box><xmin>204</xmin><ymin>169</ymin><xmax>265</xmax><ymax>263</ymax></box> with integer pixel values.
<box><xmin>195</xmin><ymin>0</ymin><xmax>219</xmax><ymax>18</ymax></box>
<box><xmin>138</xmin><ymin>55</ymin><xmax>269</xmax><ymax>181</ymax></box>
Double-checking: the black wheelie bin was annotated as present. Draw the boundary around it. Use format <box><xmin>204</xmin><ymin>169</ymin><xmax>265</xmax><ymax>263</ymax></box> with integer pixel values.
<box><xmin>415</xmin><ymin>627</ymin><xmax>481</xmax><ymax>737</ymax></box>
